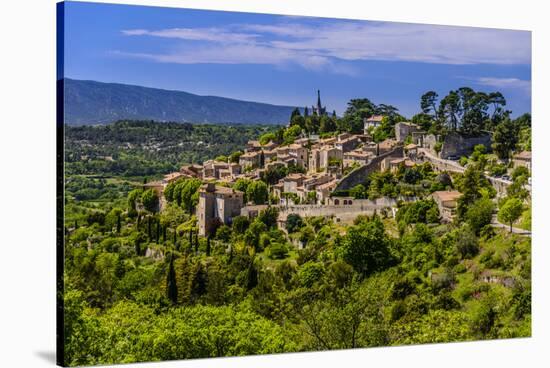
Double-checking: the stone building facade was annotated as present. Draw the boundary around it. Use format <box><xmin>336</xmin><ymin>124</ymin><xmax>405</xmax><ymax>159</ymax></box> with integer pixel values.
<box><xmin>395</xmin><ymin>122</ymin><xmax>423</xmax><ymax>142</ymax></box>
<box><xmin>198</xmin><ymin>183</ymin><xmax>244</xmax><ymax>236</ymax></box>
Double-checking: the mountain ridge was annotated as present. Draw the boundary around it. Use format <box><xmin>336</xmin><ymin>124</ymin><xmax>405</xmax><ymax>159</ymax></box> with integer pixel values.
<box><xmin>63</xmin><ymin>78</ymin><xmax>299</xmax><ymax>125</ymax></box>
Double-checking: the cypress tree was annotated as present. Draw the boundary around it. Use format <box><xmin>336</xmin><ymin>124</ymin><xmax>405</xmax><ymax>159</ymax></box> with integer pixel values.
<box><xmin>156</xmin><ymin>219</ymin><xmax>161</xmax><ymax>242</ymax></box>
<box><xmin>135</xmin><ymin>237</ymin><xmax>141</xmax><ymax>256</ymax></box>
<box><xmin>163</xmin><ymin>225</ymin><xmax>167</xmax><ymax>243</ymax></box>
<box><xmin>147</xmin><ymin>217</ymin><xmax>152</xmax><ymax>240</ymax></box>
<box><xmin>116</xmin><ymin>213</ymin><xmax>121</xmax><ymax>233</ymax></box>
<box><xmin>260</xmin><ymin>150</ymin><xmax>265</xmax><ymax>167</ymax></box>
<box><xmin>246</xmin><ymin>261</ymin><xmax>258</xmax><ymax>290</ymax></box>
<box><xmin>189</xmin><ymin>230</ymin><xmax>194</xmax><ymax>252</ymax></box>
<box><xmin>74</xmin><ymin>220</ymin><xmax>78</xmax><ymax>229</ymax></box>
<box><xmin>206</xmin><ymin>236</ymin><xmax>211</xmax><ymax>256</ymax></box>
<box><xmin>195</xmin><ymin>232</ymin><xmax>199</xmax><ymax>253</ymax></box>
<box><xmin>166</xmin><ymin>255</ymin><xmax>178</xmax><ymax>304</ymax></box>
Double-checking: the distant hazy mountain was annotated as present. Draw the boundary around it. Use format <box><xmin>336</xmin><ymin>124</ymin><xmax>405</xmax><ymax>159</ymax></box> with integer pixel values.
<box><xmin>63</xmin><ymin>78</ymin><xmax>299</xmax><ymax>125</ymax></box>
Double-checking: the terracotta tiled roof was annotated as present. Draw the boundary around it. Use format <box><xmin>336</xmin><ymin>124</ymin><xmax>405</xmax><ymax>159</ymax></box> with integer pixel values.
<box><xmin>366</xmin><ymin>115</ymin><xmax>384</xmax><ymax>122</ymax></box>
<box><xmin>514</xmin><ymin>151</ymin><xmax>531</xmax><ymax>160</ymax></box>
<box><xmin>432</xmin><ymin>190</ymin><xmax>462</xmax><ymax>202</ymax></box>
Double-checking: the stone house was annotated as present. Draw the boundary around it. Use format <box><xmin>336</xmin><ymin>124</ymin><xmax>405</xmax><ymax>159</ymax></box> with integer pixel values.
<box><xmin>143</xmin><ymin>181</ymin><xmax>164</xmax><ymax>195</ymax></box>
<box><xmin>202</xmin><ymin>160</ymin><xmax>232</xmax><ymax>179</ymax></box>
<box><xmin>405</xmin><ymin>143</ymin><xmax>419</xmax><ymax>160</ymax></box>
<box><xmin>318</xmin><ymin>136</ymin><xmax>337</xmax><ymax>146</ymax></box>
<box><xmin>395</xmin><ymin>122</ymin><xmax>422</xmax><ymax>142</ymax></box>
<box><xmin>288</xmin><ymin>143</ymin><xmax>309</xmax><ymax>168</ymax></box>
<box><xmin>363</xmin><ymin>139</ymin><xmax>398</xmax><ymax>156</ymax></box>
<box><xmin>271</xmin><ymin>182</ymin><xmax>284</xmax><ymax>200</ymax></box>
<box><xmin>315</xmin><ymin>146</ymin><xmax>343</xmax><ymax>172</ymax></box>
<box><xmin>180</xmin><ymin>164</ymin><xmax>203</xmax><ymax>178</ymax></box>
<box><xmin>275</xmin><ymin>146</ymin><xmax>290</xmax><ymax>160</ymax></box>
<box><xmin>239</xmin><ymin>151</ymin><xmax>262</xmax><ymax>169</ymax></box>
<box><xmin>198</xmin><ymin>183</ymin><xmax>244</xmax><ymax>236</ymax></box>
<box><xmin>283</xmin><ymin>173</ymin><xmax>306</xmax><ymax>193</ymax></box>
<box><xmin>430</xmin><ymin>190</ymin><xmax>462</xmax><ymax>222</ymax></box>
<box><xmin>245</xmin><ymin>140</ymin><xmax>262</xmax><ymax>152</ymax></box>
<box><xmin>261</xmin><ymin>141</ymin><xmax>278</xmax><ymax>151</ymax></box>
<box><xmin>162</xmin><ymin>171</ymin><xmax>186</xmax><ymax>185</ymax></box>
<box><xmin>316</xmin><ymin>180</ymin><xmax>338</xmax><ymax>204</ymax></box>
<box><xmin>513</xmin><ymin>151</ymin><xmax>531</xmax><ymax>171</ymax></box>
<box><xmin>263</xmin><ymin>149</ymin><xmax>277</xmax><ymax>163</ymax></box>
<box><xmin>363</xmin><ymin>115</ymin><xmax>384</xmax><ymax>133</ymax></box>
<box><xmin>343</xmin><ymin>150</ymin><xmax>373</xmax><ymax>167</ymax></box>
<box><xmin>389</xmin><ymin>157</ymin><xmax>415</xmax><ymax>173</ymax></box>
<box><xmin>335</xmin><ymin>135</ymin><xmax>360</xmax><ymax>153</ymax></box>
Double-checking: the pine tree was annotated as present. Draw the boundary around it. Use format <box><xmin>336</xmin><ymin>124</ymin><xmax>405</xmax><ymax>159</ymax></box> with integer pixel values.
<box><xmin>166</xmin><ymin>255</ymin><xmax>178</xmax><ymax>304</ymax></box>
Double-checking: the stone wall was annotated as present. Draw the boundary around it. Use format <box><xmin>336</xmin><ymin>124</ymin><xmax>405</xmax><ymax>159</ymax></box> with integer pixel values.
<box><xmin>418</xmin><ymin>149</ymin><xmax>465</xmax><ymax>174</ymax></box>
<box><xmin>275</xmin><ymin>196</ymin><xmax>416</xmax><ymax>226</ymax></box>
<box><xmin>422</xmin><ymin>134</ymin><xmax>439</xmax><ymax>152</ymax></box>
<box><xmin>440</xmin><ymin>132</ymin><xmax>492</xmax><ymax>159</ymax></box>
<box><xmin>334</xmin><ymin>146</ymin><xmax>404</xmax><ymax>191</ymax></box>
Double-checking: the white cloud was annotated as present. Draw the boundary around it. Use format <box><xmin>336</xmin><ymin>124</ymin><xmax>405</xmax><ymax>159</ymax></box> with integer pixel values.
<box><xmin>122</xmin><ymin>27</ymin><xmax>259</xmax><ymax>43</ymax></box>
<box><xmin>473</xmin><ymin>77</ymin><xmax>531</xmax><ymax>94</ymax></box>
<box><xmin>119</xmin><ymin>19</ymin><xmax>531</xmax><ymax>74</ymax></box>
<box><xmin>263</xmin><ymin>21</ymin><xmax>531</xmax><ymax>65</ymax></box>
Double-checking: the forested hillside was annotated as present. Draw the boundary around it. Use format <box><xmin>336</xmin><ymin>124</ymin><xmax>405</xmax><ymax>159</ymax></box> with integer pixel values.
<box><xmin>64</xmin><ymin>121</ymin><xmax>277</xmax><ymax>179</ymax></box>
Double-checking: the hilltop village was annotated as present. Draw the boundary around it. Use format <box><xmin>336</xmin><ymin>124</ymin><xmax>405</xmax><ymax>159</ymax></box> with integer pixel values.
<box><xmin>143</xmin><ymin>91</ymin><xmax>532</xmax><ymax>239</ymax></box>
<box><xmin>63</xmin><ymin>89</ymin><xmax>532</xmax><ymax>364</ymax></box>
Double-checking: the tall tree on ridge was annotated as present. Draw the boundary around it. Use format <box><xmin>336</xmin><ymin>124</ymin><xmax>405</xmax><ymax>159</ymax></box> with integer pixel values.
<box><xmin>166</xmin><ymin>255</ymin><xmax>178</xmax><ymax>304</ymax></box>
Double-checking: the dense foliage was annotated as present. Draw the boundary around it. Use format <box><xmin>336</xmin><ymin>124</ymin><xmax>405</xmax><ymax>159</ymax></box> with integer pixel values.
<box><xmin>63</xmin><ymin>113</ymin><xmax>531</xmax><ymax>365</ymax></box>
<box><xmin>65</xmin><ymin>121</ymin><xmax>277</xmax><ymax>178</ymax></box>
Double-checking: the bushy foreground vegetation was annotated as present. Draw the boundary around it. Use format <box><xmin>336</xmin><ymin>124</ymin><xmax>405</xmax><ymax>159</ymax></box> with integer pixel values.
<box><xmin>63</xmin><ymin>173</ymin><xmax>530</xmax><ymax>366</ymax></box>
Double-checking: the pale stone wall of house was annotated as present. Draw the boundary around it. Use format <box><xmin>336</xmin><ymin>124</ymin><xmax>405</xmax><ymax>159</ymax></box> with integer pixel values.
<box><xmin>440</xmin><ymin>132</ymin><xmax>492</xmax><ymax>159</ymax></box>
<box><xmin>395</xmin><ymin>122</ymin><xmax>422</xmax><ymax>142</ymax></box>
<box><xmin>423</xmin><ymin>134</ymin><xmax>439</xmax><ymax>152</ymax></box>
<box><xmin>334</xmin><ymin>146</ymin><xmax>404</xmax><ymax>191</ymax></box>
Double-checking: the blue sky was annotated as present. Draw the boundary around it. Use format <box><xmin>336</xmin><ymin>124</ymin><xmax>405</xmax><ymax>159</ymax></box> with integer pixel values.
<box><xmin>63</xmin><ymin>1</ymin><xmax>531</xmax><ymax>118</ymax></box>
